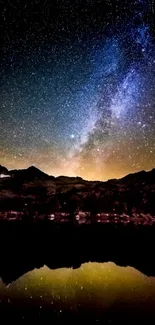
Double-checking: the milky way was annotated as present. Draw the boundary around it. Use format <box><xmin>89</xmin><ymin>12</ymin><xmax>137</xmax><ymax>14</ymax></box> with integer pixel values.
<box><xmin>1</xmin><ymin>0</ymin><xmax>155</xmax><ymax>180</ymax></box>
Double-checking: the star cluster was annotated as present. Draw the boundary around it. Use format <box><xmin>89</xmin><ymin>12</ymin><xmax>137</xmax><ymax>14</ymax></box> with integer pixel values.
<box><xmin>1</xmin><ymin>0</ymin><xmax>155</xmax><ymax>180</ymax></box>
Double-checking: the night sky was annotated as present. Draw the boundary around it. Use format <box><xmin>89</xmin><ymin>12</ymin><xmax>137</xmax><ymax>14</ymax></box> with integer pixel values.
<box><xmin>1</xmin><ymin>0</ymin><xmax>155</xmax><ymax>180</ymax></box>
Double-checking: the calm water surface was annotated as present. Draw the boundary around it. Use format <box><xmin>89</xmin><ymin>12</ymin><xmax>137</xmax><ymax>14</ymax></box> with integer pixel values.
<box><xmin>0</xmin><ymin>262</ymin><xmax>155</xmax><ymax>323</ymax></box>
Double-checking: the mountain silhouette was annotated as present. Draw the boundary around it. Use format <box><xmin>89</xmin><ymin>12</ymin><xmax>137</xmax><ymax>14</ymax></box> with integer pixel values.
<box><xmin>0</xmin><ymin>165</ymin><xmax>155</xmax><ymax>214</ymax></box>
<box><xmin>9</xmin><ymin>165</ymin><xmax>50</xmax><ymax>181</ymax></box>
<box><xmin>0</xmin><ymin>165</ymin><xmax>8</xmax><ymax>175</ymax></box>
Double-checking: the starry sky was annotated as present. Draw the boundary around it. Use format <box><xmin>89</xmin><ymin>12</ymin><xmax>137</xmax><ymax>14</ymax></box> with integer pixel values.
<box><xmin>1</xmin><ymin>0</ymin><xmax>155</xmax><ymax>180</ymax></box>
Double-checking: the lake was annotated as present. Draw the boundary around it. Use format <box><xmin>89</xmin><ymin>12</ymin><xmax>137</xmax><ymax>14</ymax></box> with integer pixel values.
<box><xmin>0</xmin><ymin>262</ymin><xmax>155</xmax><ymax>323</ymax></box>
<box><xmin>0</xmin><ymin>222</ymin><xmax>155</xmax><ymax>323</ymax></box>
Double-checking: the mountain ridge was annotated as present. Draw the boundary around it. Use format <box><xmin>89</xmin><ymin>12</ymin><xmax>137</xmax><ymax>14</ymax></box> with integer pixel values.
<box><xmin>0</xmin><ymin>164</ymin><xmax>155</xmax><ymax>215</ymax></box>
<box><xmin>0</xmin><ymin>164</ymin><xmax>155</xmax><ymax>183</ymax></box>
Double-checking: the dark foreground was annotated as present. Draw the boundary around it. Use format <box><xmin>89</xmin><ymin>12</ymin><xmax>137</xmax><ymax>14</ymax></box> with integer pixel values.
<box><xmin>0</xmin><ymin>222</ymin><xmax>155</xmax><ymax>324</ymax></box>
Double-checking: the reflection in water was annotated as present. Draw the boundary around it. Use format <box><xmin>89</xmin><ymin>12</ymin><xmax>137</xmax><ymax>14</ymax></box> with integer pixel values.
<box><xmin>0</xmin><ymin>262</ymin><xmax>155</xmax><ymax>322</ymax></box>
